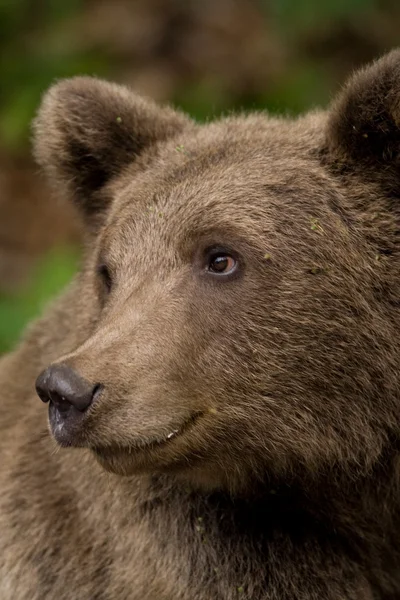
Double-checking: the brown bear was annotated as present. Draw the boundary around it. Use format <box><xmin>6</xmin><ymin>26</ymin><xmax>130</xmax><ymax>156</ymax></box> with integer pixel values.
<box><xmin>0</xmin><ymin>49</ymin><xmax>400</xmax><ymax>600</ymax></box>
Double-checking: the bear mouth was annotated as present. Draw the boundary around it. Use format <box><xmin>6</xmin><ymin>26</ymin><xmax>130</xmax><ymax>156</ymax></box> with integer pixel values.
<box><xmin>91</xmin><ymin>411</ymin><xmax>203</xmax><ymax>460</ymax></box>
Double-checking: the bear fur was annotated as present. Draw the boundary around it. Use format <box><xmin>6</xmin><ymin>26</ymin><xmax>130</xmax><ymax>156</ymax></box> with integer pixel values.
<box><xmin>1</xmin><ymin>50</ymin><xmax>400</xmax><ymax>599</ymax></box>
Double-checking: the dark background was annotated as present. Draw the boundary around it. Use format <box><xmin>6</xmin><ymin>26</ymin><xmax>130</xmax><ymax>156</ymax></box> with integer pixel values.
<box><xmin>1</xmin><ymin>0</ymin><xmax>400</xmax><ymax>352</ymax></box>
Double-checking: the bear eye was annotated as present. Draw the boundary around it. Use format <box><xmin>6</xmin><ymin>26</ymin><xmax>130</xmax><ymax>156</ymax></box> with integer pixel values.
<box><xmin>97</xmin><ymin>264</ymin><xmax>112</xmax><ymax>293</ymax></box>
<box><xmin>206</xmin><ymin>249</ymin><xmax>238</xmax><ymax>275</ymax></box>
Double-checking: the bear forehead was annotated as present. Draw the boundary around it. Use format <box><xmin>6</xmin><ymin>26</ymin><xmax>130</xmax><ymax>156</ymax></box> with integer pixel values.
<box><xmin>103</xmin><ymin>112</ymin><xmax>334</xmax><ymax>240</ymax></box>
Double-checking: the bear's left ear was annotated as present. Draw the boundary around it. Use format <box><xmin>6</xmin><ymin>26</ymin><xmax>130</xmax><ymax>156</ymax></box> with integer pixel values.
<box><xmin>326</xmin><ymin>49</ymin><xmax>400</xmax><ymax>185</ymax></box>
<box><xmin>33</xmin><ymin>76</ymin><xmax>192</xmax><ymax>222</ymax></box>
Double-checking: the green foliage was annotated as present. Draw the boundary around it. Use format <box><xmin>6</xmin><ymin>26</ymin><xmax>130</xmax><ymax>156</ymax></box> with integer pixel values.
<box><xmin>270</xmin><ymin>0</ymin><xmax>375</xmax><ymax>32</ymax></box>
<box><xmin>0</xmin><ymin>0</ymin><xmax>110</xmax><ymax>151</ymax></box>
<box><xmin>0</xmin><ymin>247</ymin><xmax>79</xmax><ymax>353</ymax></box>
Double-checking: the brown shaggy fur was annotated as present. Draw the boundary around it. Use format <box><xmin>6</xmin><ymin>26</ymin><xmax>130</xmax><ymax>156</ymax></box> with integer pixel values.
<box><xmin>1</xmin><ymin>50</ymin><xmax>400</xmax><ymax>599</ymax></box>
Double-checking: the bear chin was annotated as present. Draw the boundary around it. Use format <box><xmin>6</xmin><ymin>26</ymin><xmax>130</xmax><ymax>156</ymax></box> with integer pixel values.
<box><xmin>92</xmin><ymin>445</ymin><xmax>160</xmax><ymax>476</ymax></box>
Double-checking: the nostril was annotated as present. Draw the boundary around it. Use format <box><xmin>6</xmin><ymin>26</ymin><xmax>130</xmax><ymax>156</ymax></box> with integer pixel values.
<box><xmin>92</xmin><ymin>383</ymin><xmax>103</xmax><ymax>404</ymax></box>
<box><xmin>36</xmin><ymin>370</ymin><xmax>51</xmax><ymax>404</ymax></box>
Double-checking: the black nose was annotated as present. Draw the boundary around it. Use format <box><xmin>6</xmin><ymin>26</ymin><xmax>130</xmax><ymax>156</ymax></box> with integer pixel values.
<box><xmin>35</xmin><ymin>364</ymin><xmax>99</xmax><ymax>412</ymax></box>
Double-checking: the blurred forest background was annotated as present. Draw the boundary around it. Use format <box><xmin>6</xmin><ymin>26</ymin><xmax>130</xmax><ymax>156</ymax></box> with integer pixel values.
<box><xmin>1</xmin><ymin>0</ymin><xmax>400</xmax><ymax>353</ymax></box>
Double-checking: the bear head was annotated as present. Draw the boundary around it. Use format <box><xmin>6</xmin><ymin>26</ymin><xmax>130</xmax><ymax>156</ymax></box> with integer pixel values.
<box><xmin>33</xmin><ymin>51</ymin><xmax>400</xmax><ymax>493</ymax></box>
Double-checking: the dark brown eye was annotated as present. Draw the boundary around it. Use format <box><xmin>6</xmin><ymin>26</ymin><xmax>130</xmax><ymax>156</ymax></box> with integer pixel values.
<box><xmin>207</xmin><ymin>252</ymin><xmax>237</xmax><ymax>275</ymax></box>
<box><xmin>97</xmin><ymin>264</ymin><xmax>112</xmax><ymax>293</ymax></box>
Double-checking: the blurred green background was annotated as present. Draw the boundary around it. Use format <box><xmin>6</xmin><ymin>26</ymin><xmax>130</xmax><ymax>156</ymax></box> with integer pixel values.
<box><xmin>1</xmin><ymin>0</ymin><xmax>400</xmax><ymax>353</ymax></box>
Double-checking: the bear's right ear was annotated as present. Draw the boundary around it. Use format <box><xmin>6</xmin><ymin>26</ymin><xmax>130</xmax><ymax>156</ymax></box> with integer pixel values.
<box><xmin>33</xmin><ymin>77</ymin><xmax>191</xmax><ymax>223</ymax></box>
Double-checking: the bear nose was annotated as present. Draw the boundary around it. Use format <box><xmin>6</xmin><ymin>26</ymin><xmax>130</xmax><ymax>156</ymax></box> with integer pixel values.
<box><xmin>35</xmin><ymin>364</ymin><xmax>99</xmax><ymax>412</ymax></box>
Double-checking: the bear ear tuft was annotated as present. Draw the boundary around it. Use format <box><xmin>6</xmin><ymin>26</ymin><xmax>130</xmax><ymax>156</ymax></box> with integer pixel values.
<box><xmin>33</xmin><ymin>77</ymin><xmax>191</xmax><ymax>223</ymax></box>
<box><xmin>326</xmin><ymin>49</ymin><xmax>400</xmax><ymax>182</ymax></box>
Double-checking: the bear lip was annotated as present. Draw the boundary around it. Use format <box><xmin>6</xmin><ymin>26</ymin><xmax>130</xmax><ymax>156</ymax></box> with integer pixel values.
<box><xmin>92</xmin><ymin>411</ymin><xmax>204</xmax><ymax>457</ymax></box>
